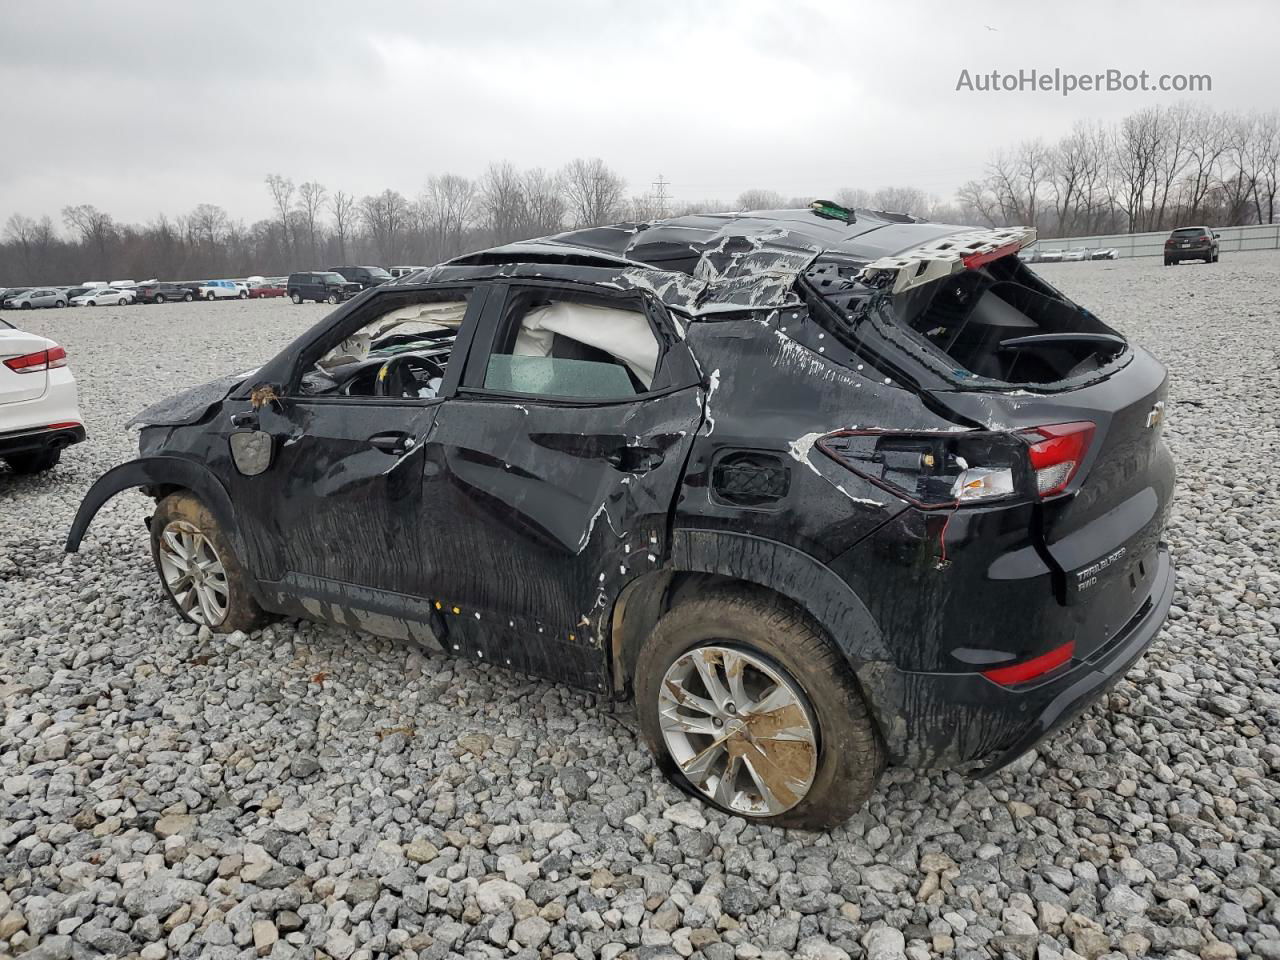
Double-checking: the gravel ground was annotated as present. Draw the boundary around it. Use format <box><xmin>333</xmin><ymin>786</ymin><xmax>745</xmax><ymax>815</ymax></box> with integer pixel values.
<box><xmin>1</xmin><ymin>254</ymin><xmax>1278</xmax><ymax>960</ymax></box>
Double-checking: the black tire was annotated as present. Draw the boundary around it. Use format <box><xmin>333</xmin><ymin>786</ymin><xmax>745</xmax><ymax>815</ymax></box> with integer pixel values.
<box><xmin>149</xmin><ymin>492</ymin><xmax>270</xmax><ymax>634</ymax></box>
<box><xmin>291</xmin><ymin>292</ymin><xmax>302</xmax><ymax>304</ymax></box>
<box><xmin>1212</xmin><ymin>253</ymin><xmax>1219</xmax><ymax>263</ymax></box>
<box><xmin>5</xmin><ymin>447</ymin><xmax>61</xmax><ymax>474</ymax></box>
<box><xmin>55</xmin><ymin>300</ymin><xmax>66</xmax><ymax>308</ymax></box>
<box><xmin>155</xmin><ymin>294</ymin><xmax>166</xmax><ymax>304</ymax></box>
<box><xmin>204</xmin><ymin>292</ymin><xmax>215</xmax><ymax>301</ymax></box>
<box><xmin>327</xmin><ymin>292</ymin><xmax>339</xmax><ymax>305</ymax></box>
<box><xmin>183</xmin><ymin>292</ymin><xmax>194</xmax><ymax>302</ymax></box>
<box><xmin>238</xmin><ymin>290</ymin><xmax>249</xmax><ymax>299</ymax></box>
<box><xmin>1164</xmin><ymin>258</ymin><xmax>1172</xmax><ymax>266</ymax></box>
<box><xmin>20</xmin><ymin>302</ymin><xmax>31</xmax><ymax>309</ymax></box>
<box><xmin>634</xmin><ymin>588</ymin><xmax>884</xmax><ymax>829</ymax></box>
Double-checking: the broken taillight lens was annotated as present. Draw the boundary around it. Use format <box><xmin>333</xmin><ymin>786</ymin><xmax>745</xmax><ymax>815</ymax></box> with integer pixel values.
<box><xmin>816</xmin><ymin>430</ymin><xmax>1027</xmax><ymax>508</ymax></box>
<box><xmin>1019</xmin><ymin>421</ymin><xmax>1095</xmax><ymax>497</ymax></box>
<box><xmin>3</xmin><ymin>345</ymin><xmax>66</xmax><ymax>374</ymax></box>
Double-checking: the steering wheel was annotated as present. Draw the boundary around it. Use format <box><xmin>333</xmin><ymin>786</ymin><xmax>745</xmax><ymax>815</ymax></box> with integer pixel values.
<box><xmin>373</xmin><ymin>354</ymin><xmax>445</xmax><ymax>398</ymax></box>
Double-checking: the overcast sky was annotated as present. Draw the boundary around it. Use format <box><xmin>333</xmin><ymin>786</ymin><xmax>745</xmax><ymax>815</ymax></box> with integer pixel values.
<box><xmin>1</xmin><ymin>0</ymin><xmax>1274</xmax><ymax>226</ymax></box>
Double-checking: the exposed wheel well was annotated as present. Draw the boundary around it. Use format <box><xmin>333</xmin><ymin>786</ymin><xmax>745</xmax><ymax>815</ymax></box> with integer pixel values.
<box><xmin>608</xmin><ymin>570</ymin><xmax>818</xmax><ymax>698</ymax></box>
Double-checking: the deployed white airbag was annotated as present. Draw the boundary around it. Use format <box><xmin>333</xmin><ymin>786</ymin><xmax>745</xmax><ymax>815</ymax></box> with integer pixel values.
<box><xmin>512</xmin><ymin>301</ymin><xmax>659</xmax><ymax>388</ymax></box>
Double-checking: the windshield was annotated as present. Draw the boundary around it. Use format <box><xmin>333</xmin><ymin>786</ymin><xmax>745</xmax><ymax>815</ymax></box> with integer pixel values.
<box><xmin>367</xmin><ymin>267</ymin><xmax>392</xmax><ymax>279</ymax></box>
<box><xmin>321</xmin><ymin>273</ymin><xmax>347</xmax><ymax>283</ymax></box>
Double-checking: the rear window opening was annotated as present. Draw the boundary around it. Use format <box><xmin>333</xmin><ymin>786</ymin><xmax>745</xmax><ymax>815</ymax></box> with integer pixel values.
<box><xmin>897</xmin><ymin>256</ymin><xmax>1128</xmax><ymax>385</ymax></box>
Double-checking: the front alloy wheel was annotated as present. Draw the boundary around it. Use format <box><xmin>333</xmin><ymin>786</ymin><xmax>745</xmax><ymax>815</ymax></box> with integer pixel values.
<box><xmin>658</xmin><ymin>645</ymin><xmax>818</xmax><ymax>816</ymax></box>
<box><xmin>149</xmin><ymin>492</ymin><xmax>271</xmax><ymax>634</ymax></box>
<box><xmin>156</xmin><ymin>520</ymin><xmax>230</xmax><ymax>626</ymax></box>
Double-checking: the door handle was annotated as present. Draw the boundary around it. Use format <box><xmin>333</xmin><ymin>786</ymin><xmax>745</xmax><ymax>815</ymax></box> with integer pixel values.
<box><xmin>230</xmin><ymin>411</ymin><xmax>259</xmax><ymax>429</ymax></box>
<box><xmin>369</xmin><ymin>432</ymin><xmax>413</xmax><ymax>455</ymax></box>
<box><xmin>607</xmin><ymin>445</ymin><xmax>665</xmax><ymax>474</ymax></box>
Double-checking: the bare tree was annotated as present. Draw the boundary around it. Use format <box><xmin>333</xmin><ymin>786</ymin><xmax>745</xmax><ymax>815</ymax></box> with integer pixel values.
<box><xmin>265</xmin><ymin>174</ymin><xmax>295</xmax><ymax>253</ymax></box>
<box><xmin>521</xmin><ymin>168</ymin><xmax>566</xmax><ymax>237</ymax></box>
<box><xmin>297</xmin><ymin>181</ymin><xmax>327</xmax><ymax>259</ymax></box>
<box><xmin>560</xmin><ymin>158</ymin><xmax>626</xmax><ymax>227</ymax></box>
<box><xmin>1249</xmin><ymin>111</ymin><xmax>1280</xmax><ymax>224</ymax></box>
<box><xmin>61</xmin><ymin>204</ymin><xmax>114</xmax><ymax>274</ymax></box>
<box><xmin>359</xmin><ymin>189</ymin><xmax>410</xmax><ymax>263</ymax></box>
<box><xmin>735</xmin><ymin>189</ymin><xmax>786</xmax><ymax>211</ymax></box>
<box><xmin>329</xmin><ymin>190</ymin><xmax>356</xmax><ymax>262</ymax></box>
<box><xmin>421</xmin><ymin>174</ymin><xmax>477</xmax><ymax>260</ymax></box>
<box><xmin>479</xmin><ymin>162</ymin><xmax>527</xmax><ymax>241</ymax></box>
<box><xmin>190</xmin><ymin>203</ymin><xmax>229</xmax><ymax>249</ymax></box>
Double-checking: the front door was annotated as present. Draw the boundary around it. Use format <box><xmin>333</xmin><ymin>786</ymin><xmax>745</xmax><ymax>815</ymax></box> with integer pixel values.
<box><xmin>226</xmin><ymin>285</ymin><xmax>483</xmax><ymax>632</ymax></box>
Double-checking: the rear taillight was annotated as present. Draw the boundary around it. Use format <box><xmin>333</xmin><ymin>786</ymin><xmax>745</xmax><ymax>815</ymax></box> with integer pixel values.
<box><xmin>982</xmin><ymin>639</ymin><xmax>1074</xmax><ymax>686</ymax></box>
<box><xmin>3</xmin><ymin>345</ymin><xmax>66</xmax><ymax>373</ymax></box>
<box><xmin>817</xmin><ymin>421</ymin><xmax>1095</xmax><ymax>507</ymax></box>
<box><xmin>816</xmin><ymin>430</ymin><xmax>1027</xmax><ymax>508</ymax></box>
<box><xmin>1019</xmin><ymin>421</ymin><xmax>1095</xmax><ymax>497</ymax></box>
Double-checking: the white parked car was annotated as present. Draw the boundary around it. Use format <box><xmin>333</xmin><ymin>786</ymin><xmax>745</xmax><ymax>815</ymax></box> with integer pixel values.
<box><xmin>389</xmin><ymin>265</ymin><xmax>428</xmax><ymax>278</ymax></box>
<box><xmin>71</xmin><ymin>287</ymin><xmax>135</xmax><ymax>307</ymax></box>
<box><xmin>0</xmin><ymin>317</ymin><xmax>84</xmax><ymax>473</ymax></box>
<box><xmin>199</xmin><ymin>280</ymin><xmax>249</xmax><ymax>300</ymax></box>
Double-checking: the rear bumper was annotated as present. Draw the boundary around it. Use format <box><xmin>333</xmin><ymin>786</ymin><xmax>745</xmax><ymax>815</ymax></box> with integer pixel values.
<box><xmin>0</xmin><ymin>422</ymin><xmax>86</xmax><ymax>457</ymax></box>
<box><xmin>858</xmin><ymin>544</ymin><xmax>1174</xmax><ymax>770</ymax></box>
<box><xmin>1166</xmin><ymin>248</ymin><xmax>1213</xmax><ymax>260</ymax></box>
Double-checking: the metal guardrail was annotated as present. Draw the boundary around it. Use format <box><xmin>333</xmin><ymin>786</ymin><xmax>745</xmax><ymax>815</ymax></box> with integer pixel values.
<box><xmin>1025</xmin><ymin>223</ymin><xmax>1280</xmax><ymax>259</ymax></box>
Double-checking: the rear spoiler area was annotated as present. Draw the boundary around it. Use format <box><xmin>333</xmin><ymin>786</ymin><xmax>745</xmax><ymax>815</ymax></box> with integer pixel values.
<box><xmin>858</xmin><ymin>227</ymin><xmax>1037</xmax><ymax>295</ymax></box>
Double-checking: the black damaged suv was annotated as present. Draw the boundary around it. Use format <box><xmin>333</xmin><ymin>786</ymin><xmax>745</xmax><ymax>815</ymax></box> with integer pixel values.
<box><xmin>68</xmin><ymin>205</ymin><xmax>1175</xmax><ymax>828</ymax></box>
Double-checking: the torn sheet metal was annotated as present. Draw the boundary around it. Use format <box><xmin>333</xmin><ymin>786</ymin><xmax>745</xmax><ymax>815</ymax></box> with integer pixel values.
<box><xmin>857</xmin><ymin>226</ymin><xmax>1037</xmax><ymax>294</ymax></box>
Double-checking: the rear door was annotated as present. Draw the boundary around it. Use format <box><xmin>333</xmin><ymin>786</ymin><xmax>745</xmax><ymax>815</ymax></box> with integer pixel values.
<box><xmin>415</xmin><ymin>278</ymin><xmax>704</xmax><ymax>685</ymax></box>
<box><xmin>0</xmin><ymin>326</ymin><xmax>50</xmax><ymax>404</ymax></box>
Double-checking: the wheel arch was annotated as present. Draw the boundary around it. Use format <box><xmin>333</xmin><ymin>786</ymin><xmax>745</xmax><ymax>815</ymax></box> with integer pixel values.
<box><xmin>65</xmin><ymin>456</ymin><xmax>244</xmax><ymax>558</ymax></box>
<box><xmin>608</xmin><ymin>529</ymin><xmax>891</xmax><ymax>697</ymax></box>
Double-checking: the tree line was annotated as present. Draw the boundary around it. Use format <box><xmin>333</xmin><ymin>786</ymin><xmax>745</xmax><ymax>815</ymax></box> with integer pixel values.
<box><xmin>3</xmin><ymin>104</ymin><xmax>1277</xmax><ymax>285</ymax></box>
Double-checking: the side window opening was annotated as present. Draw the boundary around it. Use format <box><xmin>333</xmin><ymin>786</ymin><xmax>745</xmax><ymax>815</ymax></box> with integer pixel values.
<box><xmin>298</xmin><ymin>293</ymin><xmax>470</xmax><ymax>399</ymax></box>
<box><xmin>481</xmin><ymin>290</ymin><xmax>661</xmax><ymax>401</ymax></box>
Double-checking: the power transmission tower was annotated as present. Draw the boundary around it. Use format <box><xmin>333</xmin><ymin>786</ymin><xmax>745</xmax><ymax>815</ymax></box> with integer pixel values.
<box><xmin>652</xmin><ymin>174</ymin><xmax>670</xmax><ymax>219</ymax></box>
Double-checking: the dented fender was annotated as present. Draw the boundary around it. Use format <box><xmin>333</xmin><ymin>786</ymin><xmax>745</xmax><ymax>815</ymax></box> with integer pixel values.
<box><xmin>65</xmin><ymin>456</ymin><xmax>242</xmax><ymax>555</ymax></box>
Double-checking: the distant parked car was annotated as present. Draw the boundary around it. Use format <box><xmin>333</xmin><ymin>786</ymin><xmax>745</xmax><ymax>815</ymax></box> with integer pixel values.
<box><xmin>1164</xmin><ymin>226</ymin><xmax>1219</xmax><ymax>265</ymax></box>
<box><xmin>0</xmin><ymin>316</ymin><xmax>84</xmax><ymax>474</ymax></box>
<box><xmin>199</xmin><ymin>280</ymin><xmax>249</xmax><ymax>301</ymax></box>
<box><xmin>71</xmin><ymin>287</ymin><xmax>133</xmax><ymax>307</ymax></box>
<box><xmin>329</xmin><ymin>265</ymin><xmax>393</xmax><ymax>289</ymax></box>
<box><xmin>2</xmin><ymin>288</ymin><xmax>69</xmax><ymax>309</ymax></box>
<box><xmin>1061</xmin><ymin>249</ymin><xmax>1089</xmax><ymax>262</ymax></box>
<box><xmin>1037</xmin><ymin>249</ymin><xmax>1064</xmax><ymax>263</ymax></box>
<box><xmin>136</xmin><ymin>282</ymin><xmax>196</xmax><ymax>304</ymax></box>
<box><xmin>0</xmin><ymin>288</ymin><xmax>33</xmax><ymax>307</ymax></box>
<box><xmin>389</xmin><ymin>265</ymin><xmax>428</xmax><ymax>279</ymax></box>
<box><xmin>1090</xmin><ymin>248</ymin><xmax>1119</xmax><ymax>260</ymax></box>
<box><xmin>64</xmin><ymin>286</ymin><xmax>98</xmax><ymax>301</ymax></box>
<box><xmin>287</xmin><ymin>271</ymin><xmax>360</xmax><ymax>304</ymax></box>
<box><xmin>248</xmin><ymin>280</ymin><xmax>287</xmax><ymax>299</ymax></box>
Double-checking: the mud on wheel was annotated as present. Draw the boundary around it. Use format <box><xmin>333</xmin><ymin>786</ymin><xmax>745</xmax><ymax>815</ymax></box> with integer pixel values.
<box><xmin>149</xmin><ymin>492</ymin><xmax>269</xmax><ymax>633</ymax></box>
<box><xmin>635</xmin><ymin>589</ymin><xmax>884</xmax><ymax>830</ymax></box>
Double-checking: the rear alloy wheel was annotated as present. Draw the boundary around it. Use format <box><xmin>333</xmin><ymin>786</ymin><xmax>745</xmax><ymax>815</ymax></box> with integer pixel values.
<box><xmin>55</xmin><ymin>300</ymin><xmax>65</xmax><ymax>308</ymax></box>
<box><xmin>636</xmin><ymin>590</ymin><xmax>884</xmax><ymax>829</ymax></box>
<box><xmin>4</xmin><ymin>447</ymin><xmax>61</xmax><ymax>474</ymax></box>
<box><xmin>291</xmin><ymin>292</ymin><xmax>303</xmax><ymax>304</ymax></box>
<box><xmin>155</xmin><ymin>294</ymin><xmax>166</xmax><ymax>303</ymax></box>
<box><xmin>327</xmin><ymin>292</ymin><xmax>340</xmax><ymax>305</ymax></box>
<box><xmin>183</xmin><ymin>292</ymin><xmax>194</xmax><ymax>302</ymax></box>
<box><xmin>151</xmin><ymin>492</ymin><xmax>269</xmax><ymax>633</ymax></box>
